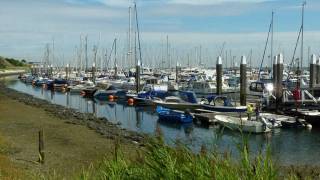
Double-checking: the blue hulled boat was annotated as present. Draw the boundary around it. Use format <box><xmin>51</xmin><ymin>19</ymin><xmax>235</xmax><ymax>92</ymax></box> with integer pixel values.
<box><xmin>156</xmin><ymin>106</ymin><xmax>193</xmax><ymax>123</ymax></box>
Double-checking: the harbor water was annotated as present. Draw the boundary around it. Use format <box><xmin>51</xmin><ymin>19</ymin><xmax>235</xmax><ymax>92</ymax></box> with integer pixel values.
<box><xmin>6</xmin><ymin>79</ymin><xmax>320</xmax><ymax>166</ymax></box>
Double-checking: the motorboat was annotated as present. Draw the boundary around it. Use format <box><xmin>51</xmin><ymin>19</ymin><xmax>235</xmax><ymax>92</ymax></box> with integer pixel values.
<box><xmin>215</xmin><ymin>115</ymin><xmax>271</xmax><ymax>133</ymax></box>
<box><xmin>156</xmin><ymin>106</ymin><xmax>193</xmax><ymax>123</ymax></box>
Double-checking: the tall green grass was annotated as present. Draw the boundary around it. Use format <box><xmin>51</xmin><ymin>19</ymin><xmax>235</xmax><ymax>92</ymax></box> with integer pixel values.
<box><xmin>81</xmin><ymin>132</ymin><xmax>281</xmax><ymax>180</ymax></box>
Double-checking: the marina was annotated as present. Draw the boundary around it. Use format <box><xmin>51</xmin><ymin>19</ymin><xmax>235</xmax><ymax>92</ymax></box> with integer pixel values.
<box><xmin>1</xmin><ymin>0</ymin><xmax>320</xmax><ymax>178</ymax></box>
<box><xmin>5</xmin><ymin>77</ymin><xmax>320</xmax><ymax>166</ymax></box>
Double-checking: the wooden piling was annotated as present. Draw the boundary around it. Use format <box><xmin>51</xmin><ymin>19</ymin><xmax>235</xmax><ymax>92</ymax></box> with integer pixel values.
<box><xmin>92</xmin><ymin>63</ymin><xmax>96</xmax><ymax>84</ymax></box>
<box><xmin>240</xmin><ymin>55</ymin><xmax>247</xmax><ymax>106</ymax></box>
<box><xmin>176</xmin><ymin>62</ymin><xmax>179</xmax><ymax>83</ymax></box>
<box><xmin>136</xmin><ymin>61</ymin><xmax>141</xmax><ymax>92</ymax></box>
<box><xmin>276</xmin><ymin>54</ymin><xmax>284</xmax><ymax>109</ymax></box>
<box><xmin>65</xmin><ymin>64</ymin><xmax>69</xmax><ymax>80</ymax></box>
<box><xmin>216</xmin><ymin>56</ymin><xmax>222</xmax><ymax>95</ymax></box>
<box><xmin>272</xmin><ymin>55</ymin><xmax>278</xmax><ymax>91</ymax></box>
<box><xmin>114</xmin><ymin>64</ymin><xmax>118</xmax><ymax>79</ymax></box>
<box><xmin>38</xmin><ymin>129</ymin><xmax>45</xmax><ymax>164</ymax></box>
<box><xmin>317</xmin><ymin>58</ymin><xmax>320</xmax><ymax>84</ymax></box>
<box><xmin>49</xmin><ymin>65</ymin><xmax>53</xmax><ymax>78</ymax></box>
<box><xmin>310</xmin><ymin>54</ymin><xmax>317</xmax><ymax>89</ymax></box>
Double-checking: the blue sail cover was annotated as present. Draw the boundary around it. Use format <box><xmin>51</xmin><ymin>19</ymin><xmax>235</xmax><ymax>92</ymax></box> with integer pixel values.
<box><xmin>179</xmin><ymin>91</ymin><xmax>198</xmax><ymax>104</ymax></box>
<box><xmin>206</xmin><ymin>95</ymin><xmax>232</xmax><ymax>106</ymax></box>
<box><xmin>137</xmin><ymin>90</ymin><xmax>168</xmax><ymax>99</ymax></box>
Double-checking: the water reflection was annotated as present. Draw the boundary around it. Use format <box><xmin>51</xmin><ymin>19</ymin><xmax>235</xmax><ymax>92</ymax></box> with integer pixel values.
<box><xmin>6</xmin><ymin>79</ymin><xmax>320</xmax><ymax>165</ymax></box>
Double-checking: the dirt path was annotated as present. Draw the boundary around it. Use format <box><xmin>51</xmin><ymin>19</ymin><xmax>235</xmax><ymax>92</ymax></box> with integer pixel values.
<box><xmin>0</xmin><ymin>92</ymin><xmax>139</xmax><ymax>179</ymax></box>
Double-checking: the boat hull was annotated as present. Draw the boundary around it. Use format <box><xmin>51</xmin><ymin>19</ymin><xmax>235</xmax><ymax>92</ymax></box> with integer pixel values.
<box><xmin>215</xmin><ymin>115</ymin><xmax>270</xmax><ymax>133</ymax></box>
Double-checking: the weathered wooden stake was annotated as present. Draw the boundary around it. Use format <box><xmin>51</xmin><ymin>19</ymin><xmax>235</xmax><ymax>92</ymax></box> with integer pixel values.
<box><xmin>310</xmin><ymin>54</ymin><xmax>317</xmax><ymax>89</ymax></box>
<box><xmin>240</xmin><ymin>55</ymin><xmax>247</xmax><ymax>106</ymax></box>
<box><xmin>38</xmin><ymin>129</ymin><xmax>45</xmax><ymax>164</ymax></box>
<box><xmin>216</xmin><ymin>56</ymin><xmax>222</xmax><ymax>95</ymax></box>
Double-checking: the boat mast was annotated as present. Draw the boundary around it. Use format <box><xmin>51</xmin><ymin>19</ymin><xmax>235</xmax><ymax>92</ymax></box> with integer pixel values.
<box><xmin>114</xmin><ymin>38</ymin><xmax>117</xmax><ymax>73</ymax></box>
<box><xmin>300</xmin><ymin>1</ymin><xmax>306</xmax><ymax>73</ymax></box>
<box><xmin>166</xmin><ymin>35</ymin><xmax>169</xmax><ymax>69</ymax></box>
<box><xmin>271</xmin><ymin>11</ymin><xmax>274</xmax><ymax>70</ymax></box>
<box><xmin>85</xmin><ymin>35</ymin><xmax>88</xmax><ymax>72</ymax></box>
<box><xmin>134</xmin><ymin>2</ymin><xmax>142</xmax><ymax>67</ymax></box>
<box><xmin>128</xmin><ymin>6</ymin><xmax>132</xmax><ymax>68</ymax></box>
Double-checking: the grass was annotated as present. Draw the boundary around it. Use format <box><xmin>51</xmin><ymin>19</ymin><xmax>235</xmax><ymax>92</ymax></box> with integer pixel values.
<box><xmin>0</xmin><ymin>134</ymin><xmax>26</xmax><ymax>180</ymax></box>
<box><xmin>78</xmin><ymin>133</ymin><xmax>283</xmax><ymax>180</ymax></box>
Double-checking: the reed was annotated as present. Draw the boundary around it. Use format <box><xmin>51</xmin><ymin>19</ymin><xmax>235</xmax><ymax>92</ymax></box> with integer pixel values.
<box><xmin>84</xmin><ymin>134</ymin><xmax>281</xmax><ymax>180</ymax></box>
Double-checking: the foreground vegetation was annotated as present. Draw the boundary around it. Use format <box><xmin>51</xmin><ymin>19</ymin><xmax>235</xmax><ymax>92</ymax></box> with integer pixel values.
<box><xmin>79</xmin><ymin>134</ymin><xmax>308</xmax><ymax>180</ymax></box>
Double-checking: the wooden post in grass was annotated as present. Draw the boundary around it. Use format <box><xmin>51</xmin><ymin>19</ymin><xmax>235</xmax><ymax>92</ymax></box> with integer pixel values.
<box><xmin>38</xmin><ymin>129</ymin><xmax>45</xmax><ymax>164</ymax></box>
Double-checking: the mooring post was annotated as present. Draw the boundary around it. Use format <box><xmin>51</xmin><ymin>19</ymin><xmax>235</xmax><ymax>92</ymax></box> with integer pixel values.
<box><xmin>276</xmin><ymin>54</ymin><xmax>284</xmax><ymax>110</ymax></box>
<box><xmin>176</xmin><ymin>62</ymin><xmax>179</xmax><ymax>83</ymax></box>
<box><xmin>38</xmin><ymin>129</ymin><xmax>45</xmax><ymax>164</ymax></box>
<box><xmin>114</xmin><ymin>64</ymin><xmax>118</xmax><ymax>79</ymax></box>
<box><xmin>310</xmin><ymin>54</ymin><xmax>317</xmax><ymax>90</ymax></box>
<box><xmin>136</xmin><ymin>60</ymin><xmax>141</xmax><ymax>93</ymax></box>
<box><xmin>240</xmin><ymin>55</ymin><xmax>247</xmax><ymax>106</ymax></box>
<box><xmin>50</xmin><ymin>64</ymin><xmax>53</xmax><ymax>78</ymax></box>
<box><xmin>92</xmin><ymin>63</ymin><xmax>96</xmax><ymax>84</ymax></box>
<box><xmin>30</xmin><ymin>65</ymin><xmax>34</xmax><ymax>75</ymax></box>
<box><xmin>216</xmin><ymin>56</ymin><xmax>222</xmax><ymax>95</ymax></box>
<box><xmin>65</xmin><ymin>64</ymin><xmax>69</xmax><ymax>80</ymax></box>
<box><xmin>272</xmin><ymin>55</ymin><xmax>278</xmax><ymax>94</ymax></box>
<box><xmin>317</xmin><ymin>58</ymin><xmax>320</xmax><ymax>85</ymax></box>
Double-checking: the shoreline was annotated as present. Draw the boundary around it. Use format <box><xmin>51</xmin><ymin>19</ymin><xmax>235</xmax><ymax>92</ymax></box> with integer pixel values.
<box><xmin>0</xmin><ymin>69</ymin><xmax>26</xmax><ymax>77</ymax></box>
<box><xmin>0</xmin><ymin>81</ymin><xmax>145</xmax><ymax>178</ymax></box>
<box><xmin>0</xmin><ymin>82</ymin><xmax>146</xmax><ymax>145</ymax></box>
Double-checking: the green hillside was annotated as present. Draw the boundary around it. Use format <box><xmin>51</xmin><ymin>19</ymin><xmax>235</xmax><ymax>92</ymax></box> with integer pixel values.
<box><xmin>0</xmin><ymin>56</ymin><xmax>27</xmax><ymax>69</ymax></box>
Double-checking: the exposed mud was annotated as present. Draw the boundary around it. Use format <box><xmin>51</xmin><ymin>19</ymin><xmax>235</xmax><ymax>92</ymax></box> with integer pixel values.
<box><xmin>0</xmin><ymin>83</ymin><xmax>146</xmax><ymax>145</ymax></box>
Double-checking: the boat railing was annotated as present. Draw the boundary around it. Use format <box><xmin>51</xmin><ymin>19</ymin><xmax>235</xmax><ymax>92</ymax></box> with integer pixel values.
<box><xmin>283</xmin><ymin>89</ymin><xmax>318</xmax><ymax>103</ymax></box>
<box><xmin>304</xmin><ymin>90</ymin><xmax>317</xmax><ymax>103</ymax></box>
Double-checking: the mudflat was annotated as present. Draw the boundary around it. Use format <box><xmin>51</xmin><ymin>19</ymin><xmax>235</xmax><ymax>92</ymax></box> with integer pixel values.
<box><xmin>0</xmin><ymin>90</ymin><xmax>139</xmax><ymax>179</ymax></box>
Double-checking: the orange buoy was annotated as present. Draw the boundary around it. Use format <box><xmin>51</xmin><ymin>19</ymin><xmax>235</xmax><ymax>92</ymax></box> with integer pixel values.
<box><xmin>108</xmin><ymin>95</ymin><xmax>114</xmax><ymax>101</ymax></box>
<box><xmin>127</xmin><ymin>98</ymin><xmax>134</xmax><ymax>105</ymax></box>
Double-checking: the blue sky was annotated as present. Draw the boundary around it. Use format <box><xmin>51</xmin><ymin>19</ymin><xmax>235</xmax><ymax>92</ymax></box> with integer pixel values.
<box><xmin>0</xmin><ymin>0</ymin><xmax>319</xmax><ymax>67</ymax></box>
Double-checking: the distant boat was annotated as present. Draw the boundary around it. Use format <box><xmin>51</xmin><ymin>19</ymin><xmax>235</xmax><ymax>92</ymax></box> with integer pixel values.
<box><xmin>93</xmin><ymin>86</ymin><xmax>127</xmax><ymax>100</ymax></box>
<box><xmin>156</xmin><ymin>106</ymin><xmax>193</xmax><ymax>123</ymax></box>
<box><xmin>68</xmin><ymin>81</ymin><xmax>95</xmax><ymax>93</ymax></box>
<box><xmin>215</xmin><ymin>115</ymin><xmax>271</xmax><ymax>133</ymax></box>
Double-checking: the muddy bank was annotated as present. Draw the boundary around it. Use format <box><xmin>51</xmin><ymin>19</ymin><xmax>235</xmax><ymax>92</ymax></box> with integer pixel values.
<box><xmin>0</xmin><ymin>83</ymin><xmax>146</xmax><ymax>145</ymax></box>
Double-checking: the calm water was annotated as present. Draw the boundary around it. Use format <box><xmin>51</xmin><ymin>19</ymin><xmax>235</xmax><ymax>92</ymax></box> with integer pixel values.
<box><xmin>5</xmin><ymin>79</ymin><xmax>320</xmax><ymax>165</ymax></box>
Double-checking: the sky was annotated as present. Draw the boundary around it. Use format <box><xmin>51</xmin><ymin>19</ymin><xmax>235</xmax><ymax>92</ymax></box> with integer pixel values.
<box><xmin>0</xmin><ymin>0</ymin><xmax>319</xmax><ymax>68</ymax></box>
